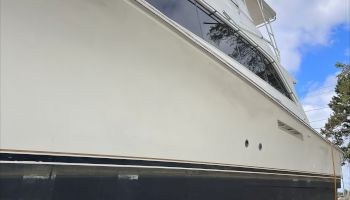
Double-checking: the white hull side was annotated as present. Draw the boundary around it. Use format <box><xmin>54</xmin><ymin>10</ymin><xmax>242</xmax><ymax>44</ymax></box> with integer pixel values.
<box><xmin>0</xmin><ymin>0</ymin><xmax>342</xmax><ymax>176</ymax></box>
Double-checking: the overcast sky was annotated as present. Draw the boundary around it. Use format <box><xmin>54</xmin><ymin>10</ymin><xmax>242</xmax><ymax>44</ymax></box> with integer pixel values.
<box><xmin>265</xmin><ymin>0</ymin><xmax>350</xmax><ymax>191</ymax></box>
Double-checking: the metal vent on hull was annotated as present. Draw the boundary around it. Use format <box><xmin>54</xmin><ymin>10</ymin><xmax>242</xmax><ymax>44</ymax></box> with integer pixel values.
<box><xmin>277</xmin><ymin>120</ymin><xmax>303</xmax><ymax>140</ymax></box>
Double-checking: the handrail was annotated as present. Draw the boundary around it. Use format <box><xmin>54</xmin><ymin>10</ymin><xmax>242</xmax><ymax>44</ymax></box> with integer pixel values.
<box><xmin>256</xmin><ymin>0</ymin><xmax>280</xmax><ymax>61</ymax></box>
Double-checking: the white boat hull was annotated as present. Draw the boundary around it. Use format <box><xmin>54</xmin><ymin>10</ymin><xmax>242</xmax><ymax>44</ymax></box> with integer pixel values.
<box><xmin>0</xmin><ymin>0</ymin><xmax>343</xmax><ymax>198</ymax></box>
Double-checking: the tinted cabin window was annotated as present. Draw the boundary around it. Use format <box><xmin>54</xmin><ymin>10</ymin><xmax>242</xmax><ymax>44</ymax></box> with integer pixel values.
<box><xmin>146</xmin><ymin>0</ymin><xmax>291</xmax><ymax>99</ymax></box>
<box><xmin>146</xmin><ymin>0</ymin><xmax>202</xmax><ymax>37</ymax></box>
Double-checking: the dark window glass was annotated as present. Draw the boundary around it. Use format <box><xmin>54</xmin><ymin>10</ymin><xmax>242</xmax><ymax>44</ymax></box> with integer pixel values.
<box><xmin>146</xmin><ymin>0</ymin><xmax>291</xmax><ymax>99</ymax></box>
<box><xmin>146</xmin><ymin>0</ymin><xmax>202</xmax><ymax>37</ymax></box>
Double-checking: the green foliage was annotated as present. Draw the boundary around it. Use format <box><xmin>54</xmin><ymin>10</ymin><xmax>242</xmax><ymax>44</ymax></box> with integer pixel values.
<box><xmin>321</xmin><ymin>63</ymin><xmax>350</xmax><ymax>162</ymax></box>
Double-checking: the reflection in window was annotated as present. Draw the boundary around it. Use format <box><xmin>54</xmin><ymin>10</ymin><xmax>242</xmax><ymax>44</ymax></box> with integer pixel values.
<box><xmin>146</xmin><ymin>0</ymin><xmax>202</xmax><ymax>36</ymax></box>
<box><xmin>146</xmin><ymin>0</ymin><xmax>291</xmax><ymax>99</ymax></box>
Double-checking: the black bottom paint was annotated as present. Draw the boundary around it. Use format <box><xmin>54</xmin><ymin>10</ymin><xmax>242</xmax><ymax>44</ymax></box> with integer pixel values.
<box><xmin>0</xmin><ymin>162</ymin><xmax>338</xmax><ymax>200</ymax></box>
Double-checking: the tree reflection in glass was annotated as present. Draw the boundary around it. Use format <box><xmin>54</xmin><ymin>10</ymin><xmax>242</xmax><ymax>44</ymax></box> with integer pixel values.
<box><xmin>206</xmin><ymin>23</ymin><xmax>266</xmax><ymax>80</ymax></box>
<box><xmin>205</xmin><ymin>22</ymin><xmax>289</xmax><ymax>97</ymax></box>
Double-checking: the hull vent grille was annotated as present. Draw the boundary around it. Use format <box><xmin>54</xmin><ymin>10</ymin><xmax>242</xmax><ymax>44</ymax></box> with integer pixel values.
<box><xmin>277</xmin><ymin>120</ymin><xmax>303</xmax><ymax>139</ymax></box>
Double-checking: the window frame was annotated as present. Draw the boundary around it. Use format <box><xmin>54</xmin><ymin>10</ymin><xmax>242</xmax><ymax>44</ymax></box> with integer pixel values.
<box><xmin>138</xmin><ymin>0</ymin><xmax>295</xmax><ymax>102</ymax></box>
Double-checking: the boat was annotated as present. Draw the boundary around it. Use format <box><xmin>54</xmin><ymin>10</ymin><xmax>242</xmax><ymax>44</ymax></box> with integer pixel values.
<box><xmin>0</xmin><ymin>0</ymin><xmax>344</xmax><ymax>199</ymax></box>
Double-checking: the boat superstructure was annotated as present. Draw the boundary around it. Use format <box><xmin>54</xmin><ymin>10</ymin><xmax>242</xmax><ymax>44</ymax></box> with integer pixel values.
<box><xmin>0</xmin><ymin>0</ymin><xmax>344</xmax><ymax>199</ymax></box>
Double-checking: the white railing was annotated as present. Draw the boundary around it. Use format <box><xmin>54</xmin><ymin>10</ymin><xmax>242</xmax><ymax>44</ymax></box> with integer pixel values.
<box><xmin>256</xmin><ymin>0</ymin><xmax>281</xmax><ymax>61</ymax></box>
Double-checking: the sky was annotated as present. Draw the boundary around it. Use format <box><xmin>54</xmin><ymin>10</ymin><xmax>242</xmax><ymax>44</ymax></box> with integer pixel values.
<box><xmin>265</xmin><ymin>0</ymin><xmax>350</xmax><ymax>191</ymax></box>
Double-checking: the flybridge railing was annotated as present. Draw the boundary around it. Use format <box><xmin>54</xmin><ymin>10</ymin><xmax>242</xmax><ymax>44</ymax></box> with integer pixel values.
<box><xmin>256</xmin><ymin>0</ymin><xmax>281</xmax><ymax>62</ymax></box>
